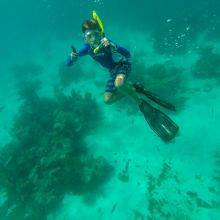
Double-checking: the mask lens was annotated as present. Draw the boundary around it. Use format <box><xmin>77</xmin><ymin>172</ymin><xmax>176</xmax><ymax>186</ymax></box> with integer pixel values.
<box><xmin>85</xmin><ymin>30</ymin><xmax>100</xmax><ymax>41</ymax></box>
<box><xmin>86</xmin><ymin>33</ymin><xmax>92</xmax><ymax>39</ymax></box>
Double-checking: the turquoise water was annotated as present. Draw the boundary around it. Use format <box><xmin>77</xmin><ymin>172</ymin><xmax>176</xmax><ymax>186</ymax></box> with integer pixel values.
<box><xmin>0</xmin><ymin>0</ymin><xmax>220</xmax><ymax>219</ymax></box>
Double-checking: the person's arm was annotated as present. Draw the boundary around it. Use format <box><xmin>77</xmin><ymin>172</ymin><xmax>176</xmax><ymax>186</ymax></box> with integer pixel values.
<box><xmin>102</xmin><ymin>38</ymin><xmax>131</xmax><ymax>58</ymax></box>
<box><xmin>66</xmin><ymin>44</ymin><xmax>90</xmax><ymax>66</ymax></box>
<box><xmin>115</xmin><ymin>45</ymin><xmax>131</xmax><ymax>58</ymax></box>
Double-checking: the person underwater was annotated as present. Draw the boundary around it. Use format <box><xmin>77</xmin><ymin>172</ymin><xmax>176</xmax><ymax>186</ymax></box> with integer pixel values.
<box><xmin>66</xmin><ymin>11</ymin><xmax>179</xmax><ymax>142</ymax></box>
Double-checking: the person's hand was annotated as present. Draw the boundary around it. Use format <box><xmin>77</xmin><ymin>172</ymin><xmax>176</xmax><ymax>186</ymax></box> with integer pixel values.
<box><xmin>101</xmin><ymin>38</ymin><xmax>117</xmax><ymax>50</ymax></box>
<box><xmin>70</xmin><ymin>51</ymin><xmax>78</xmax><ymax>61</ymax></box>
<box><xmin>101</xmin><ymin>38</ymin><xmax>110</xmax><ymax>47</ymax></box>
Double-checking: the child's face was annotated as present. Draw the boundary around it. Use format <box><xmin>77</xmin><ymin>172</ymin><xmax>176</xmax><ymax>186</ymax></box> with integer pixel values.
<box><xmin>84</xmin><ymin>29</ymin><xmax>101</xmax><ymax>48</ymax></box>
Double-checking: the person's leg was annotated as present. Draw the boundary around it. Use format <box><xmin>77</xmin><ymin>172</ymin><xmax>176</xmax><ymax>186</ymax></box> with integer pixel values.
<box><xmin>104</xmin><ymin>73</ymin><xmax>127</xmax><ymax>105</ymax></box>
<box><xmin>103</xmin><ymin>91</ymin><xmax>126</xmax><ymax>105</ymax></box>
<box><xmin>114</xmin><ymin>73</ymin><xmax>142</xmax><ymax>105</ymax></box>
<box><xmin>104</xmin><ymin>62</ymin><xmax>141</xmax><ymax>105</ymax></box>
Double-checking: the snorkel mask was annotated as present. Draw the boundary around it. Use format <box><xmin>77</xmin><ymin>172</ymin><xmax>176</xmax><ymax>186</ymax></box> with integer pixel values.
<box><xmin>84</xmin><ymin>29</ymin><xmax>102</xmax><ymax>48</ymax></box>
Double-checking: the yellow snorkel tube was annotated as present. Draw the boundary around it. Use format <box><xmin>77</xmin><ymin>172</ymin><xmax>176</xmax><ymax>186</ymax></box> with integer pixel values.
<box><xmin>92</xmin><ymin>10</ymin><xmax>104</xmax><ymax>36</ymax></box>
<box><xmin>92</xmin><ymin>11</ymin><xmax>105</xmax><ymax>54</ymax></box>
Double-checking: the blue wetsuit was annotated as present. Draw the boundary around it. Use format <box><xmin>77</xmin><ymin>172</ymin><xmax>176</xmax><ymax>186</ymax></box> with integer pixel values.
<box><xmin>66</xmin><ymin>43</ymin><xmax>131</xmax><ymax>93</ymax></box>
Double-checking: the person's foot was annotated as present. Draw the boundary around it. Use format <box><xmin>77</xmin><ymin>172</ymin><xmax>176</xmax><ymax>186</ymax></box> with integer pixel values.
<box><xmin>133</xmin><ymin>82</ymin><xmax>145</xmax><ymax>93</ymax></box>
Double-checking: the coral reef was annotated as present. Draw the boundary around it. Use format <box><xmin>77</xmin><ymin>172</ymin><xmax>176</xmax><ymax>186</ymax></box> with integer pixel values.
<box><xmin>131</xmin><ymin>53</ymin><xmax>187</xmax><ymax>110</ymax></box>
<box><xmin>132</xmin><ymin>209</ymin><xmax>145</xmax><ymax>220</ymax></box>
<box><xmin>192</xmin><ymin>46</ymin><xmax>220</xmax><ymax>82</ymax></box>
<box><xmin>0</xmin><ymin>81</ymin><xmax>113</xmax><ymax>220</ymax></box>
<box><xmin>145</xmin><ymin>161</ymin><xmax>218</xmax><ymax>219</ymax></box>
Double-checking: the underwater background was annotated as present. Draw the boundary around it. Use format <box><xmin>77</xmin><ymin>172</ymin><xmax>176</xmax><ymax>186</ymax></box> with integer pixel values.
<box><xmin>0</xmin><ymin>0</ymin><xmax>220</xmax><ymax>219</ymax></box>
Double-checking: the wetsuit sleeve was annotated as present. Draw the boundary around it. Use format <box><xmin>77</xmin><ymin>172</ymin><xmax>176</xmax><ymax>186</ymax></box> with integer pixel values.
<box><xmin>65</xmin><ymin>44</ymin><xmax>90</xmax><ymax>66</ymax></box>
<box><xmin>77</xmin><ymin>44</ymin><xmax>90</xmax><ymax>57</ymax></box>
<box><xmin>108</xmin><ymin>39</ymin><xmax>131</xmax><ymax>58</ymax></box>
<box><xmin>116</xmin><ymin>45</ymin><xmax>131</xmax><ymax>58</ymax></box>
<box><xmin>66</xmin><ymin>57</ymin><xmax>74</xmax><ymax>66</ymax></box>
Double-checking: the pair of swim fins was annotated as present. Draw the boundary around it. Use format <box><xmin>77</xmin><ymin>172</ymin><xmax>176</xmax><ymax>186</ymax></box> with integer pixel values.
<box><xmin>133</xmin><ymin>82</ymin><xmax>179</xmax><ymax>142</ymax></box>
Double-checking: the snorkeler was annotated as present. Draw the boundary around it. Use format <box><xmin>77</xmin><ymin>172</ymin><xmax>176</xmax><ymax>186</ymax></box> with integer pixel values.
<box><xmin>66</xmin><ymin>11</ymin><xmax>179</xmax><ymax>142</ymax></box>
